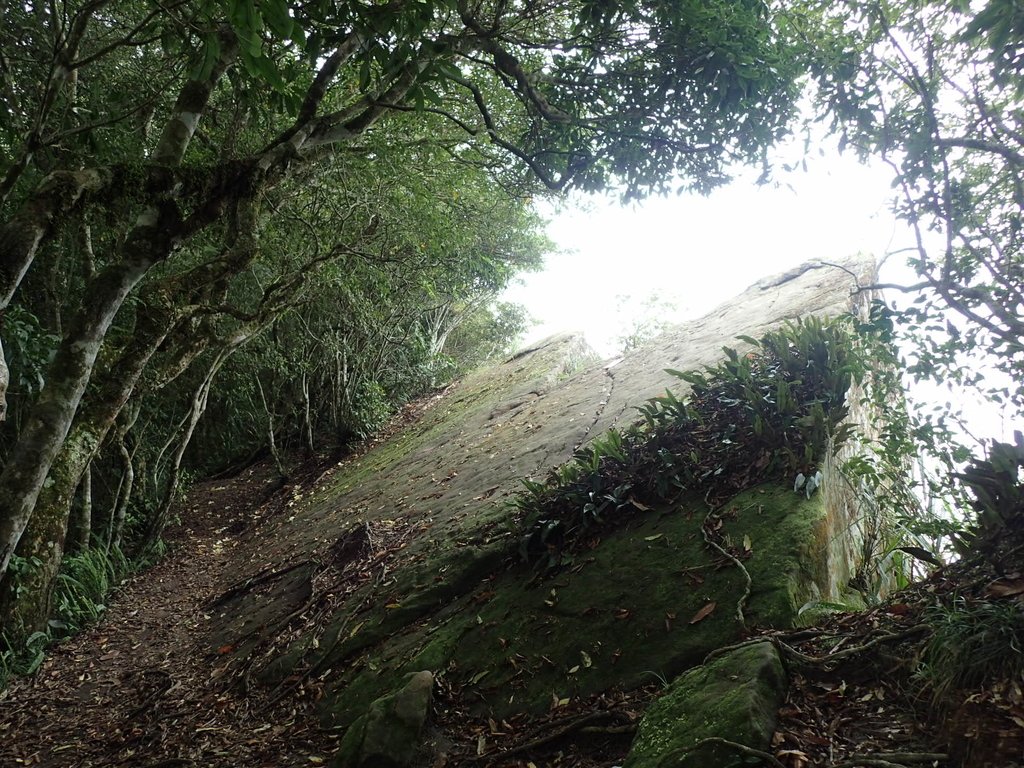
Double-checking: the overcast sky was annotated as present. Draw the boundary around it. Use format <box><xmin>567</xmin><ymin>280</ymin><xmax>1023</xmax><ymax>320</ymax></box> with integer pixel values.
<box><xmin>501</xmin><ymin>146</ymin><xmax>1017</xmax><ymax>443</ymax></box>
<box><xmin>504</xmin><ymin>150</ymin><xmax>909</xmax><ymax>357</ymax></box>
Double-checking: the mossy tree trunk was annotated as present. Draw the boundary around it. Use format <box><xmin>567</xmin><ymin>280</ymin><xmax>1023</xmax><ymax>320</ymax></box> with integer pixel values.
<box><xmin>0</xmin><ymin>209</ymin><xmax>267</xmax><ymax>634</ymax></box>
<box><xmin>0</xmin><ymin>252</ymin><xmax>164</xmax><ymax>581</ymax></box>
<box><xmin>67</xmin><ymin>464</ymin><xmax>92</xmax><ymax>555</ymax></box>
<box><xmin>0</xmin><ymin>34</ymin><xmax>237</xmax><ymax>583</ymax></box>
<box><xmin>0</xmin><ymin>300</ymin><xmax>181</xmax><ymax>633</ymax></box>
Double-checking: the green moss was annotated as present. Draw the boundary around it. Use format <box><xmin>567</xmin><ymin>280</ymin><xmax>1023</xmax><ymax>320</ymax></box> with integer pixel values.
<box><xmin>318</xmin><ymin>482</ymin><xmax>827</xmax><ymax>727</ymax></box>
<box><xmin>331</xmin><ymin>671</ymin><xmax>434</xmax><ymax>768</ymax></box>
<box><xmin>723</xmin><ymin>484</ymin><xmax>829</xmax><ymax>627</ymax></box>
<box><xmin>624</xmin><ymin>641</ymin><xmax>787</xmax><ymax>768</ymax></box>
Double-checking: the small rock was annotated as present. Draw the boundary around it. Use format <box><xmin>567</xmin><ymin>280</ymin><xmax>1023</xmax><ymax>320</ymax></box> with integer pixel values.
<box><xmin>624</xmin><ymin>642</ymin><xmax>786</xmax><ymax>768</ymax></box>
<box><xmin>332</xmin><ymin>670</ymin><xmax>434</xmax><ymax>768</ymax></box>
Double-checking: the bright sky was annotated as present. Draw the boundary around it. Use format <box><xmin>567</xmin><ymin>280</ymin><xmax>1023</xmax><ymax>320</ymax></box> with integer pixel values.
<box><xmin>501</xmin><ymin>145</ymin><xmax>1018</xmax><ymax>445</ymax></box>
<box><xmin>505</xmin><ymin>151</ymin><xmax>908</xmax><ymax>358</ymax></box>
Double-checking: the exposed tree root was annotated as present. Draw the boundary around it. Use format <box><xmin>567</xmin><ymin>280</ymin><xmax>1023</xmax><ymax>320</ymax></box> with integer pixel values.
<box><xmin>676</xmin><ymin>737</ymin><xmax>787</xmax><ymax>768</ymax></box>
<box><xmin>470</xmin><ymin>710</ymin><xmax>630</xmax><ymax>762</ymax></box>
<box><xmin>701</xmin><ymin>507</ymin><xmax>753</xmax><ymax>628</ymax></box>
<box><xmin>777</xmin><ymin>625</ymin><xmax>930</xmax><ymax>665</ymax></box>
<box><xmin>829</xmin><ymin>754</ymin><xmax>948</xmax><ymax>768</ymax></box>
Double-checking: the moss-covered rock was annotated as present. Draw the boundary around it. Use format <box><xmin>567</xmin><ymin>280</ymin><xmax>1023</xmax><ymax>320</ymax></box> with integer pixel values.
<box><xmin>318</xmin><ymin>483</ymin><xmax>832</xmax><ymax>728</ymax></box>
<box><xmin>331</xmin><ymin>670</ymin><xmax>434</xmax><ymax>768</ymax></box>
<box><xmin>203</xmin><ymin>257</ymin><xmax>887</xmax><ymax>751</ymax></box>
<box><xmin>624</xmin><ymin>641</ymin><xmax>786</xmax><ymax>768</ymax></box>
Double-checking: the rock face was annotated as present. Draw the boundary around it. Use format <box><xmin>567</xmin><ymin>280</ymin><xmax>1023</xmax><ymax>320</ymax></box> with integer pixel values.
<box><xmin>207</xmin><ymin>256</ymin><xmax>882</xmax><ymax>760</ymax></box>
<box><xmin>624</xmin><ymin>641</ymin><xmax>787</xmax><ymax>768</ymax></box>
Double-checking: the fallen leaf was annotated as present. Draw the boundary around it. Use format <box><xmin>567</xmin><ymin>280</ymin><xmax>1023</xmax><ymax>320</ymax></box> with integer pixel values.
<box><xmin>986</xmin><ymin>578</ymin><xmax>1024</xmax><ymax>598</ymax></box>
<box><xmin>689</xmin><ymin>602</ymin><xmax>716</xmax><ymax>624</ymax></box>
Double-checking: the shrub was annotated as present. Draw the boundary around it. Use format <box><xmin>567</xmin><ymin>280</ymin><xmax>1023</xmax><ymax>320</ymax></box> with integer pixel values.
<box><xmin>514</xmin><ymin>316</ymin><xmax>869</xmax><ymax>565</ymax></box>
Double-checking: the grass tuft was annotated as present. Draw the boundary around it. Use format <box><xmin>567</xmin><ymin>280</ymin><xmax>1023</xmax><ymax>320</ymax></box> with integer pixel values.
<box><xmin>917</xmin><ymin>597</ymin><xmax>1024</xmax><ymax>707</ymax></box>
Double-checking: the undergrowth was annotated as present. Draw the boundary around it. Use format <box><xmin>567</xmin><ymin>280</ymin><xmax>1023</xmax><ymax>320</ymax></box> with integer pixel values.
<box><xmin>514</xmin><ymin>316</ymin><xmax>874</xmax><ymax>566</ymax></box>
<box><xmin>911</xmin><ymin>436</ymin><xmax>1024</xmax><ymax>710</ymax></box>
<box><xmin>917</xmin><ymin>596</ymin><xmax>1024</xmax><ymax>708</ymax></box>
<box><xmin>1</xmin><ymin>544</ymin><xmax>136</xmax><ymax>688</ymax></box>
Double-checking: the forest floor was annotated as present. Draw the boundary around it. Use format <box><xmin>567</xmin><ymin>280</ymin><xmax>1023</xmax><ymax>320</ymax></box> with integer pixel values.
<box><xmin>1</xmin><ymin>420</ymin><xmax>1021</xmax><ymax>767</ymax></box>
<box><xmin>0</xmin><ymin>458</ymin><xmax>344</xmax><ymax>767</ymax></box>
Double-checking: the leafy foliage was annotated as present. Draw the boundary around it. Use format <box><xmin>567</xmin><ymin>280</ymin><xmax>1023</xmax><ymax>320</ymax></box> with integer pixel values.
<box><xmin>0</xmin><ymin>544</ymin><xmax>131</xmax><ymax>687</ymax></box>
<box><xmin>51</xmin><ymin>545</ymin><xmax>131</xmax><ymax>635</ymax></box>
<box><xmin>917</xmin><ymin>596</ymin><xmax>1024</xmax><ymax>707</ymax></box>
<box><xmin>809</xmin><ymin>0</ymin><xmax>1024</xmax><ymax>458</ymax></box>
<box><xmin>1</xmin><ymin>0</ymin><xmax>817</xmax><ymax>605</ymax></box>
<box><xmin>955</xmin><ymin>432</ymin><xmax>1024</xmax><ymax>550</ymax></box>
<box><xmin>0</xmin><ymin>306</ymin><xmax>58</xmax><ymax>434</ymax></box>
<box><xmin>515</xmin><ymin>316</ymin><xmax>871</xmax><ymax>565</ymax></box>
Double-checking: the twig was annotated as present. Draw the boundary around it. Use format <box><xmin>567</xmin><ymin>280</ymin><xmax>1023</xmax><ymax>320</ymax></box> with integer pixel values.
<box><xmin>830</xmin><ymin>755</ymin><xmax>947</xmax><ymax>768</ymax></box>
<box><xmin>701</xmin><ymin>510</ymin><xmax>752</xmax><ymax>627</ymax></box>
<box><xmin>471</xmin><ymin>711</ymin><xmax>624</xmax><ymax>761</ymax></box>
<box><xmin>702</xmin><ymin>637</ymin><xmax>770</xmax><ymax>665</ymax></box>
<box><xmin>672</xmin><ymin>737</ymin><xmax>786</xmax><ymax>768</ymax></box>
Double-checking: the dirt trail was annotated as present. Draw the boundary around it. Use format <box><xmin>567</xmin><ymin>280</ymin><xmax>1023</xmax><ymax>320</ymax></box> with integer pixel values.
<box><xmin>0</xmin><ymin>463</ymin><xmax>339</xmax><ymax>768</ymax></box>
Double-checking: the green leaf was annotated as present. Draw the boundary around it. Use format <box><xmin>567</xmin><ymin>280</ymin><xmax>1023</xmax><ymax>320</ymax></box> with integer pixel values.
<box><xmin>191</xmin><ymin>31</ymin><xmax>222</xmax><ymax>81</ymax></box>
<box><xmin>261</xmin><ymin>0</ymin><xmax>294</xmax><ymax>40</ymax></box>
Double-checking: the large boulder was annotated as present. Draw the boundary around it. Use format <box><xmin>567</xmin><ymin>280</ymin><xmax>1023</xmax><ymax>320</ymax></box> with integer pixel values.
<box><xmin>204</xmin><ymin>256</ymin><xmax>887</xmax><ymax>757</ymax></box>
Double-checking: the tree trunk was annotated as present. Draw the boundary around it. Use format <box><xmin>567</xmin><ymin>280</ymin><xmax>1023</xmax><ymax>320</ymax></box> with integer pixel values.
<box><xmin>301</xmin><ymin>370</ymin><xmax>315</xmax><ymax>458</ymax></box>
<box><xmin>0</xmin><ymin>251</ymin><xmax>160</xmax><ymax>580</ymax></box>
<box><xmin>67</xmin><ymin>464</ymin><xmax>92</xmax><ymax>555</ymax></box>
<box><xmin>141</xmin><ymin>350</ymin><xmax>228</xmax><ymax>551</ymax></box>
<box><xmin>257</xmin><ymin>375</ymin><xmax>288</xmax><ymax>479</ymax></box>
<box><xmin>0</xmin><ymin>33</ymin><xmax>238</xmax><ymax>583</ymax></box>
<box><xmin>0</xmin><ymin>169</ymin><xmax>110</xmax><ymax>309</ymax></box>
<box><xmin>0</xmin><ymin>336</ymin><xmax>8</xmax><ymax>423</ymax></box>
<box><xmin>0</xmin><ymin>275</ymin><xmax>181</xmax><ymax>632</ymax></box>
<box><xmin>109</xmin><ymin>422</ymin><xmax>135</xmax><ymax>551</ymax></box>
<box><xmin>0</xmin><ymin>169</ymin><xmax>110</xmax><ymax>420</ymax></box>
<box><xmin>0</xmin><ymin>276</ymin><xmax>222</xmax><ymax>632</ymax></box>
